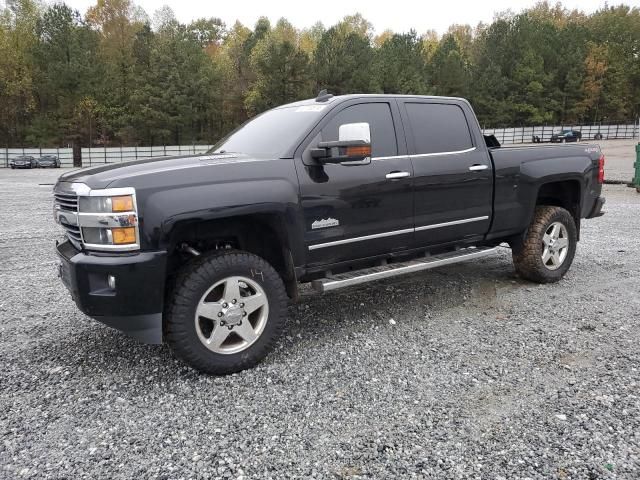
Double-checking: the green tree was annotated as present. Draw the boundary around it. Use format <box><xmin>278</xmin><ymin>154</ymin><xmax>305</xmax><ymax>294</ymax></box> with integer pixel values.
<box><xmin>430</xmin><ymin>34</ymin><xmax>470</xmax><ymax>97</ymax></box>
<box><xmin>0</xmin><ymin>0</ymin><xmax>38</xmax><ymax>145</ymax></box>
<box><xmin>374</xmin><ymin>31</ymin><xmax>428</xmax><ymax>94</ymax></box>
<box><xmin>244</xmin><ymin>19</ymin><xmax>311</xmax><ymax>115</ymax></box>
<box><xmin>1</xmin><ymin>1</ymin><xmax>639</xmax><ymax>147</ymax></box>
<box><xmin>30</xmin><ymin>4</ymin><xmax>101</xmax><ymax>145</ymax></box>
<box><xmin>312</xmin><ymin>26</ymin><xmax>374</xmax><ymax>94</ymax></box>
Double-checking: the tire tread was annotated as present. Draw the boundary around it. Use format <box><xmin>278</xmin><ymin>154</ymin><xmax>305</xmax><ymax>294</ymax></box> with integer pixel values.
<box><xmin>512</xmin><ymin>206</ymin><xmax>577</xmax><ymax>284</ymax></box>
<box><xmin>165</xmin><ymin>250</ymin><xmax>287</xmax><ymax>375</ymax></box>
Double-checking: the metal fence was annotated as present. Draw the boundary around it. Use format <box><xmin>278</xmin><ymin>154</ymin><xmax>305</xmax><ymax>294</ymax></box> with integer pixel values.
<box><xmin>1</xmin><ymin>121</ymin><xmax>638</xmax><ymax>168</ymax></box>
<box><xmin>0</xmin><ymin>145</ymin><xmax>213</xmax><ymax>168</ymax></box>
<box><xmin>483</xmin><ymin>122</ymin><xmax>638</xmax><ymax>145</ymax></box>
<box><xmin>80</xmin><ymin>145</ymin><xmax>213</xmax><ymax>167</ymax></box>
<box><xmin>1</xmin><ymin>147</ymin><xmax>74</xmax><ymax>168</ymax></box>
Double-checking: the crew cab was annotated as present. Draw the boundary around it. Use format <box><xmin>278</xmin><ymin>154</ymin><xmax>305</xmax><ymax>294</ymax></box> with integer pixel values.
<box><xmin>53</xmin><ymin>93</ymin><xmax>606</xmax><ymax>374</ymax></box>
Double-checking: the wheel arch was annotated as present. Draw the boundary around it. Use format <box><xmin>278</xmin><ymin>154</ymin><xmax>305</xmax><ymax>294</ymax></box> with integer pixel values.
<box><xmin>510</xmin><ymin>178</ymin><xmax>583</xmax><ymax>251</ymax></box>
<box><xmin>535</xmin><ymin>179</ymin><xmax>582</xmax><ymax>222</ymax></box>
<box><xmin>165</xmin><ymin>212</ymin><xmax>299</xmax><ymax>300</ymax></box>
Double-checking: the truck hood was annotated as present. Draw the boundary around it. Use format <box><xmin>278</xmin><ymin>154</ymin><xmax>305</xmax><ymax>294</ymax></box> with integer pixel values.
<box><xmin>58</xmin><ymin>153</ymin><xmax>247</xmax><ymax>189</ymax></box>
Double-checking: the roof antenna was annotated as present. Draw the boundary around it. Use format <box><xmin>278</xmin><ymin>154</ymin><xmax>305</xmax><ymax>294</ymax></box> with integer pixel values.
<box><xmin>316</xmin><ymin>89</ymin><xmax>333</xmax><ymax>102</ymax></box>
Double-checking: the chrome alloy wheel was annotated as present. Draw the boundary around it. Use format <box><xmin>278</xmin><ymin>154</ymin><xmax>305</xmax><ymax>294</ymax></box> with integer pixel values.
<box><xmin>195</xmin><ymin>276</ymin><xmax>269</xmax><ymax>354</ymax></box>
<box><xmin>541</xmin><ymin>221</ymin><xmax>569</xmax><ymax>270</ymax></box>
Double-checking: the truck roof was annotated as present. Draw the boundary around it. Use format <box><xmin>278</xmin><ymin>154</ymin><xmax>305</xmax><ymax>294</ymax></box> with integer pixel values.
<box><xmin>277</xmin><ymin>94</ymin><xmax>469</xmax><ymax>109</ymax></box>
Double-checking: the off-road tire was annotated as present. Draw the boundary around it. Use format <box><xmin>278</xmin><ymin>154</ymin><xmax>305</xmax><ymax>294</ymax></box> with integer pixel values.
<box><xmin>165</xmin><ymin>250</ymin><xmax>287</xmax><ymax>375</ymax></box>
<box><xmin>512</xmin><ymin>206</ymin><xmax>577</xmax><ymax>283</ymax></box>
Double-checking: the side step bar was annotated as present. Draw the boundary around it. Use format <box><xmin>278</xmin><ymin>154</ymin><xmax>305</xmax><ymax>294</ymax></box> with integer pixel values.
<box><xmin>311</xmin><ymin>246</ymin><xmax>497</xmax><ymax>293</ymax></box>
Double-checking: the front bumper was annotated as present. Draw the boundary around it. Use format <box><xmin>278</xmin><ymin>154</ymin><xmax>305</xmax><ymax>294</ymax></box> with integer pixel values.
<box><xmin>56</xmin><ymin>240</ymin><xmax>167</xmax><ymax>344</ymax></box>
<box><xmin>586</xmin><ymin>196</ymin><xmax>606</xmax><ymax>218</ymax></box>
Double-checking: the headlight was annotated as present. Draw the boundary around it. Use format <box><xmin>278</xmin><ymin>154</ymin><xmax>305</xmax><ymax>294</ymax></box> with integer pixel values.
<box><xmin>77</xmin><ymin>188</ymin><xmax>140</xmax><ymax>251</ymax></box>
<box><xmin>79</xmin><ymin>195</ymin><xmax>134</xmax><ymax>213</ymax></box>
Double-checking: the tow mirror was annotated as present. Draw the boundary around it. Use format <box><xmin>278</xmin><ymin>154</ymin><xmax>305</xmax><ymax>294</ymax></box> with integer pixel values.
<box><xmin>311</xmin><ymin>122</ymin><xmax>372</xmax><ymax>164</ymax></box>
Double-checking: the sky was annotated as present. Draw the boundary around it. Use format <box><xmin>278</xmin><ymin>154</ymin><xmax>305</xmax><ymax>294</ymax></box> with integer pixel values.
<box><xmin>55</xmin><ymin>0</ymin><xmax>623</xmax><ymax>34</ymax></box>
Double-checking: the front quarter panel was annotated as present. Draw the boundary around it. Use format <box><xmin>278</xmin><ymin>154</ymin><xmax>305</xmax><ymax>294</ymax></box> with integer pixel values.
<box><xmin>107</xmin><ymin>157</ymin><xmax>304</xmax><ymax>261</ymax></box>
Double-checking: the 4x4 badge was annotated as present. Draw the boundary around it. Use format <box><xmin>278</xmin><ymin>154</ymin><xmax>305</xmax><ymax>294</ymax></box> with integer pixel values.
<box><xmin>312</xmin><ymin>218</ymin><xmax>339</xmax><ymax>229</ymax></box>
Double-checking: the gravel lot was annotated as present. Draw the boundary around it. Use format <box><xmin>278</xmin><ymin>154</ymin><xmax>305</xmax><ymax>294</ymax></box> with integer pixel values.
<box><xmin>1</xmin><ymin>160</ymin><xmax>639</xmax><ymax>479</ymax></box>
<box><xmin>580</xmin><ymin>139</ymin><xmax>636</xmax><ymax>183</ymax></box>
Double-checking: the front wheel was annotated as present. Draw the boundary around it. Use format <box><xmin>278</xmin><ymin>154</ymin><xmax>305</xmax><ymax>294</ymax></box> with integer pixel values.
<box><xmin>165</xmin><ymin>251</ymin><xmax>287</xmax><ymax>375</ymax></box>
<box><xmin>512</xmin><ymin>206</ymin><xmax>577</xmax><ymax>283</ymax></box>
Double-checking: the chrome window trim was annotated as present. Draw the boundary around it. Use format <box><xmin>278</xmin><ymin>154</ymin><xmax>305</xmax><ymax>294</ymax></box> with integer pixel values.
<box><xmin>372</xmin><ymin>147</ymin><xmax>476</xmax><ymax>161</ymax></box>
<box><xmin>414</xmin><ymin>216</ymin><xmax>489</xmax><ymax>232</ymax></box>
<box><xmin>411</xmin><ymin>147</ymin><xmax>476</xmax><ymax>158</ymax></box>
<box><xmin>308</xmin><ymin>215</ymin><xmax>489</xmax><ymax>250</ymax></box>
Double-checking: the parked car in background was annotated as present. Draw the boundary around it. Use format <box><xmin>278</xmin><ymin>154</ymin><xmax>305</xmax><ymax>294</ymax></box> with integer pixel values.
<box><xmin>550</xmin><ymin>129</ymin><xmax>582</xmax><ymax>142</ymax></box>
<box><xmin>9</xmin><ymin>156</ymin><xmax>37</xmax><ymax>169</ymax></box>
<box><xmin>37</xmin><ymin>155</ymin><xmax>60</xmax><ymax>168</ymax></box>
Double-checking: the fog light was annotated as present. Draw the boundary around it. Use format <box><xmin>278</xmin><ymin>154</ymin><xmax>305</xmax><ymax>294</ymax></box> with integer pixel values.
<box><xmin>107</xmin><ymin>275</ymin><xmax>116</xmax><ymax>290</ymax></box>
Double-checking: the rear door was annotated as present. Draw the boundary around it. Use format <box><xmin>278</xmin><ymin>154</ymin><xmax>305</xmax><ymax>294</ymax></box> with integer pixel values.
<box><xmin>398</xmin><ymin>100</ymin><xmax>493</xmax><ymax>247</ymax></box>
<box><xmin>296</xmin><ymin>100</ymin><xmax>414</xmax><ymax>266</ymax></box>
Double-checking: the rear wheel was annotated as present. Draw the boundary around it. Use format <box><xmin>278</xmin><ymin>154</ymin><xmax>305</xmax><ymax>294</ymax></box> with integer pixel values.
<box><xmin>165</xmin><ymin>250</ymin><xmax>287</xmax><ymax>375</ymax></box>
<box><xmin>512</xmin><ymin>206</ymin><xmax>577</xmax><ymax>283</ymax></box>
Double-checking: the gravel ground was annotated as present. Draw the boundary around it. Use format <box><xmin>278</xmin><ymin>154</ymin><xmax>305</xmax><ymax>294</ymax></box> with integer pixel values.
<box><xmin>588</xmin><ymin>139</ymin><xmax>637</xmax><ymax>183</ymax></box>
<box><xmin>1</xmin><ymin>167</ymin><xmax>639</xmax><ymax>479</ymax></box>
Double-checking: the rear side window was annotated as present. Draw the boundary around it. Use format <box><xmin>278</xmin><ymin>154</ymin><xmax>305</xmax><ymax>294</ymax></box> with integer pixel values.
<box><xmin>404</xmin><ymin>103</ymin><xmax>473</xmax><ymax>155</ymax></box>
<box><xmin>321</xmin><ymin>103</ymin><xmax>398</xmax><ymax>157</ymax></box>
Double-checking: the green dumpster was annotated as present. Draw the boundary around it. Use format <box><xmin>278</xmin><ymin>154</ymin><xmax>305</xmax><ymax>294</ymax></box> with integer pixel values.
<box><xmin>635</xmin><ymin>143</ymin><xmax>640</xmax><ymax>192</ymax></box>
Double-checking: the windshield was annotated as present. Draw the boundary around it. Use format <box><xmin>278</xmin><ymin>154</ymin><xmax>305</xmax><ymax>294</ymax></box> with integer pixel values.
<box><xmin>210</xmin><ymin>105</ymin><xmax>326</xmax><ymax>158</ymax></box>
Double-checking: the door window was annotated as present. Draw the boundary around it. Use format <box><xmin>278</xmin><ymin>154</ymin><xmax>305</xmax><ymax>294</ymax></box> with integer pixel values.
<box><xmin>405</xmin><ymin>103</ymin><xmax>473</xmax><ymax>155</ymax></box>
<box><xmin>320</xmin><ymin>103</ymin><xmax>398</xmax><ymax>157</ymax></box>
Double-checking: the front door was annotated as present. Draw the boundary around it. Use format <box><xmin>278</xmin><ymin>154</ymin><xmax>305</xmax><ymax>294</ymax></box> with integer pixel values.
<box><xmin>398</xmin><ymin>100</ymin><xmax>493</xmax><ymax>247</ymax></box>
<box><xmin>297</xmin><ymin>101</ymin><xmax>414</xmax><ymax>267</ymax></box>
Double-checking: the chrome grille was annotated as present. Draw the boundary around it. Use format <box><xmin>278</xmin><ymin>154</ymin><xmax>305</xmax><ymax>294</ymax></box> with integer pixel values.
<box><xmin>53</xmin><ymin>193</ymin><xmax>78</xmax><ymax>212</ymax></box>
<box><xmin>53</xmin><ymin>192</ymin><xmax>82</xmax><ymax>246</ymax></box>
<box><xmin>62</xmin><ymin>224</ymin><xmax>82</xmax><ymax>243</ymax></box>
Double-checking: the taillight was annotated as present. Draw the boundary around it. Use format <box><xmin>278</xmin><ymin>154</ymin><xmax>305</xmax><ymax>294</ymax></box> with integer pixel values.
<box><xmin>597</xmin><ymin>154</ymin><xmax>605</xmax><ymax>184</ymax></box>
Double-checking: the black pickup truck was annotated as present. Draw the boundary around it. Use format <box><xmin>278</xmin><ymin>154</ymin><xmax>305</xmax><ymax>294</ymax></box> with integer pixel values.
<box><xmin>54</xmin><ymin>93</ymin><xmax>606</xmax><ymax>374</ymax></box>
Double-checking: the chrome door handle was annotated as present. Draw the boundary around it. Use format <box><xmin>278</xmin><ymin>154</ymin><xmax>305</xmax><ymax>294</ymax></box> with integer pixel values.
<box><xmin>469</xmin><ymin>164</ymin><xmax>488</xmax><ymax>171</ymax></box>
<box><xmin>386</xmin><ymin>171</ymin><xmax>411</xmax><ymax>179</ymax></box>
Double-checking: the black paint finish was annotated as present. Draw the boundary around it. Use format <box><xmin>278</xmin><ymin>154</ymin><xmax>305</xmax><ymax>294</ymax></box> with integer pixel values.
<box><xmin>55</xmin><ymin>94</ymin><xmax>604</xmax><ymax>342</ymax></box>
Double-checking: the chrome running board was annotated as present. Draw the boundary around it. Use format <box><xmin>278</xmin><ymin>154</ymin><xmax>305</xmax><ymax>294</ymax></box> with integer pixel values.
<box><xmin>311</xmin><ymin>247</ymin><xmax>497</xmax><ymax>293</ymax></box>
